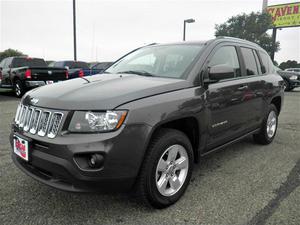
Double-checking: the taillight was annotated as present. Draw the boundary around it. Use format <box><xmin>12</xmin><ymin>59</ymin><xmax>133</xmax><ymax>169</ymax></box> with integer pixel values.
<box><xmin>25</xmin><ymin>69</ymin><xmax>31</xmax><ymax>79</ymax></box>
<box><xmin>79</xmin><ymin>70</ymin><xmax>84</xmax><ymax>77</ymax></box>
<box><xmin>66</xmin><ymin>70</ymin><xmax>69</xmax><ymax>79</ymax></box>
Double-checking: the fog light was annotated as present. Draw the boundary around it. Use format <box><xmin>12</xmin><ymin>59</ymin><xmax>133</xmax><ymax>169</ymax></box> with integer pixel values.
<box><xmin>88</xmin><ymin>154</ymin><xmax>103</xmax><ymax>168</ymax></box>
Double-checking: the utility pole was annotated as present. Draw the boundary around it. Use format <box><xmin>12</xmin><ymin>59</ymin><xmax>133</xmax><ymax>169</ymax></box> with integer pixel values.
<box><xmin>262</xmin><ymin>0</ymin><xmax>268</xmax><ymax>12</ymax></box>
<box><xmin>262</xmin><ymin>0</ymin><xmax>276</xmax><ymax>61</ymax></box>
<box><xmin>270</xmin><ymin>28</ymin><xmax>277</xmax><ymax>61</ymax></box>
<box><xmin>183</xmin><ymin>22</ymin><xmax>186</xmax><ymax>41</ymax></box>
<box><xmin>73</xmin><ymin>0</ymin><xmax>77</xmax><ymax>61</ymax></box>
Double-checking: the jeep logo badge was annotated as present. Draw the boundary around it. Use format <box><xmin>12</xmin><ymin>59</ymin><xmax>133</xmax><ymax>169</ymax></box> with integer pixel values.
<box><xmin>48</xmin><ymin>71</ymin><xmax>52</xmax><ymax>75</ymax></box>
<box><xmin>30</xmin><ymin>98</ymin><xmax>39</xmax><ymax>105</ymax></box>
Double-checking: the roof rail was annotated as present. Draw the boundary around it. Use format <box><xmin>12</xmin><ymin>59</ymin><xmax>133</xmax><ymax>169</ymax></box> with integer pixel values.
<box><xmin>215</xmin><ymin>36</ymin><xmax>261</xmax><ymax>47</ymax></box>
<box><xmin>216</xmin><ymin>36</ymin><xmax>244</xmax><ymax>41</ymax></box>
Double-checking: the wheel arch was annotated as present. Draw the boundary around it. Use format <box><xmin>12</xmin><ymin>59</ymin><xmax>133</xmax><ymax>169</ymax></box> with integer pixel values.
<box><xmin>145</xmin><ymin>116</ymin><xmax>201</xmax><ymax>164</ymax></box>
<box><xmin>270</xmin><ymin>96</ymin><xmax>282</xmax><ymax>115</ymax></box>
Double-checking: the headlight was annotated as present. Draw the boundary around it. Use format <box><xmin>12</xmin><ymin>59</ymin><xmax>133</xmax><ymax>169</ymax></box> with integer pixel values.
<box><xmin>289</xmin><ymin>75</ymin><xmax>298</xmax><ymax>80</ymax></box>
<box><xmin>68</xmin><ymin>110</ymin><xmax>127</xmax><ymax>132</ymax></box>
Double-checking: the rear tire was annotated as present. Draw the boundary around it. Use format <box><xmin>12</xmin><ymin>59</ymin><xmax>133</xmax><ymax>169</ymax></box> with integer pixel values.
<box><xmin>253</xmin><ymin>104</ymin><xmax>278</xmax><ymax>145</ymax></box>
<box><xmin>14</xmin><ymin>80</ymin><xmax>25</xmax><ymax>98</ymax></box>
<box><xmin>135</xmin><ymin>128</ymin><xmax>194</xmax><ymax>208</ymax></box>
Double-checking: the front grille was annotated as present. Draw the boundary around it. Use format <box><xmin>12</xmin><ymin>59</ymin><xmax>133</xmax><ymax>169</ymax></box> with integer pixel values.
<box><xmin>14</xmin><ymin>104</ymin><xmax>64</xmax><ymax>139</ymax></box>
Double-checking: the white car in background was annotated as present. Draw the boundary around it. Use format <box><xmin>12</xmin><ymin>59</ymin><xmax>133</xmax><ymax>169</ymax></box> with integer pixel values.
<box><xmin>285</xmin><ymin>68</ymin><xmax>300</xmax><ymax>75</ymax></box>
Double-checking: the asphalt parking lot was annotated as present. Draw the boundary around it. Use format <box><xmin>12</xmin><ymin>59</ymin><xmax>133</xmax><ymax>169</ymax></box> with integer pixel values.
<box><xmin>0</xmin><ymin>89</ymin><xmax>299</xmax><ymax>225</ymax></box>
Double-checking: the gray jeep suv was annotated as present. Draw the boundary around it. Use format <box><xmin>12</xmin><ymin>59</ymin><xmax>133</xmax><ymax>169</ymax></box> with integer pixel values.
<box><xmin>10</xmin><ymin>37</ymin><xmax>284</xmax><ymax>208</ymax></box>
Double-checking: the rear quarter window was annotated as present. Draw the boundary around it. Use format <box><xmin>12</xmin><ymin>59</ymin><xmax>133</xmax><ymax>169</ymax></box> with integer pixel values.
<box><xmin>259</xmin><ymin>51</ymin><xmax>273</xmax><ymax>74</ymax></box>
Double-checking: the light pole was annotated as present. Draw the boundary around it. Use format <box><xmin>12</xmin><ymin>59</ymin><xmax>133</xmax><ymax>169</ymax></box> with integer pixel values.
<box><xmin>73</xmin><ymin>0</ymin><xmax>77</xmax><ymax>61</ymax></box>
<box><xmin>183</xmin><ymin>18</ymin><xmax>195</xmax><ymax>41</ymax></box>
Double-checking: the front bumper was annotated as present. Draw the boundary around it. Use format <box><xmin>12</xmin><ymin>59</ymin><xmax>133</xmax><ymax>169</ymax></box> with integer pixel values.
<box><xmin>10</xmin><ymin>123</ymin><xmax>152</xmax><ymax>192</ymax></box>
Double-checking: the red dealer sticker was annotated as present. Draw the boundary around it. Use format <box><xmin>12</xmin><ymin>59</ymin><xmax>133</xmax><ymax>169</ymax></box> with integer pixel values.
<box><xmin>13</xmin><ymin>135</ymin><xmax>29</xmax><ymax>161</ymax></box>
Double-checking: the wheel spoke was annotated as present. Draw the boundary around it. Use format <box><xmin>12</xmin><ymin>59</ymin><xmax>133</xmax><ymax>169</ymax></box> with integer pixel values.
<box><xmin>167</xmin><ymin>147</ymin><xmax>178</xmax><ymax>162</ymax></box>
<box><xmin>169</xmin><ymin>176</ymin><xmax>181</xmax><ymax>190</ymax></box>
<box><xmin>175</xmin><ymin>156</ymin><xmax>188</xmax><ymax>170</ymax></box>
<box><xmin>157</xmin><ymin>159</ymin><xmax>168</xmax><ymax>172</ymax></box>
<box><xmin>157</xmin><ymin>174</ymin><xmax>168</xmax><ymax>192</ymax></box>
<box><xmin>268</xmin><ymin>130</ymin><xmax>273</xmax><ymax>136</ymax></box>
<box><xmin>271</xmin><ymin>118</ymin><xmax>276</xmax><ymax>126</ymax></box>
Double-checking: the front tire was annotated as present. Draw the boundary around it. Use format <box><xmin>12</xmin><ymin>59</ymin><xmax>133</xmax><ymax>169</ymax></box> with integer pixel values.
<box><xmin>136</xmin><ymin>128</ymin><xmax>194</xmax><ymax>208</ymax></box>
<box><xmin>253</xmin><ymin>104</ymin><xmax>278</xmax><ymax>145</ymax></box>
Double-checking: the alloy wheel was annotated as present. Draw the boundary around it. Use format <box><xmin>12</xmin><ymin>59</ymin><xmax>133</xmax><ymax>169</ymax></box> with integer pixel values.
<box><xmin>15</xmin><ymin>83</ymin><xmax>21</xmax><ymax>96</ymax></box>
<box><xmin>155</xmin><ymin>144</ymin><xmax>189</xmax><ymax>197</ymax></box>
<box><xmin>266</xmin><ymin>110</ymin><xmax>277</xmax><ymax>138</ymax></box>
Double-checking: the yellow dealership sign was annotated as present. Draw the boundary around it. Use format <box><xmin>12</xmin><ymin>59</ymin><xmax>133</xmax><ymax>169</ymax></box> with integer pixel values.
<box><xmin>267</xmin><ymin>2</ymin><xmax>300</xmax><ymax>28</ymax></box>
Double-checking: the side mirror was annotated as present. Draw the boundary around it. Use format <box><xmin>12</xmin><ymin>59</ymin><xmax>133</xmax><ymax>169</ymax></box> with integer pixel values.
<box><xmin>208</xmin><ymin>64</ymin><xmax>235</xmax><ymax>81</ymax></box>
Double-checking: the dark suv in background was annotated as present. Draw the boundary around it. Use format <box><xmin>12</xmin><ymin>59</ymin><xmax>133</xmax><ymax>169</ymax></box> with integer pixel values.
<box><xmin>274</xmin><ymin>66</ymin><xmax>300</xmax><ymax>91</ymax></box>
<box><xmin>51</xmin><ymin>60</ymin><xmax>91</xmax><ymax>79</ymax></box>
<box><xmin>11</xmin><ymin>37</ymin><xmax>284</xmax><ymax>208</ymax></box>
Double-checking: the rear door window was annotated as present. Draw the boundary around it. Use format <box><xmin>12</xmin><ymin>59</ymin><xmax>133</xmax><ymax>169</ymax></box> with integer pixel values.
<box><xmin>241</xmin><ymin>47</ymin><xmax>259</xmax><ymax>76</ymax></box>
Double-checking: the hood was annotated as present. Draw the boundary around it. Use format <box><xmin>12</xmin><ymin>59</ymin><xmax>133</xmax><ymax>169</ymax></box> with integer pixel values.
<box><xmin>23</xmin><ymin>74</ymin><xmax>190</xmax><ymax>110</ymax></box>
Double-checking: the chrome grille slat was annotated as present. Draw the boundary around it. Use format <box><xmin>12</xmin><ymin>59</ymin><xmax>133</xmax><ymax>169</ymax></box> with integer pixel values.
<box><xmin>30</xmin><ymin>109</ymin><xmax>41</xmax><ymax>134</ymax></box>
<box><xmin>24</xmin><ymin>107</ymin><xmax>34</xmax><ymax>132</ymax></box>
<box><xmin>15</xmin><ymin>104</ymin><xmax>21</xmax><ymax>124</ymax></box>
<box><xmin>47</xmin><ymin>113</ymin><xmax>63</xmax><ymax>138</ymax></box>
<box><xmin>38</xmin><ymin>111</ymin><xmax>51</xmax><ymax>137</ymax></box>
<box><xmin>17</xmin><ymin>105</ymin><xmax>24</xmax><ymax>124</ymax></box>
<box><xmin>19</xmin><ymin>106</ymin><xmax>28</xmax><ymax>128</ymax></box>
<box><xmin>14</xmin><ymin>104</ymin><xmax>64</xmax><ymax>138</ymax></box>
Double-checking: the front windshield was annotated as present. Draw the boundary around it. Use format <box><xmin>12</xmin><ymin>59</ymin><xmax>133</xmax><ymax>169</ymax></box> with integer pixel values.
<box><xmin>106</xmin><ymin>44</ymin><xmax>203</xmax><ymax>79</ymax></box>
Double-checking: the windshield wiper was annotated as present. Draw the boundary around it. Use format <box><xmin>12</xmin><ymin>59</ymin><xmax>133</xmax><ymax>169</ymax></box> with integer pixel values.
<box><xmin>117</xmin><ymin>70</ymin><xmax>155</xmax><ymax>77</ymax></box>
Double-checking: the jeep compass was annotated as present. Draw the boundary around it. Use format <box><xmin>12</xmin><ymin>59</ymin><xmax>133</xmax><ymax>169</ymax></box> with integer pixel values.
<box><xmin>10</xmin><ymin>37</ymin><xmax>284</xmax><ymax>208</ymax></box>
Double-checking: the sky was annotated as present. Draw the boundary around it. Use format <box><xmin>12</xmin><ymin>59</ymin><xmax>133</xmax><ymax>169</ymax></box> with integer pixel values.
<box><xmin>0</xmin><ymin>0</ymin><xmax>299</xmax><ymax>64</ymax></box>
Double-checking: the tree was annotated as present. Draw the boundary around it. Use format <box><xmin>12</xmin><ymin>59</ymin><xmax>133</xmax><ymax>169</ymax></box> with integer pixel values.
<box><xmin>0</xmin><ymin>49</ymin><xmax>26</xmax><ymax>61</ymax></box>
<box><xmin>215</xmin><ymin>12</ymin><xmax>280</xmax><ymax>56</ymax></box>
<box><xmin>279</xmin><ymin>60</ymin><xmax>300</xmax><ymax>70</ymax></box>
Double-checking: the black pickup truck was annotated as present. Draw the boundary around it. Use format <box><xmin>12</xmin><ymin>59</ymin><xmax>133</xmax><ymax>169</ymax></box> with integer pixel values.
<box><xmin>0</xmin><ymin>57</ymin><xmax>68</xmax><ymax>97</ymax></box>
